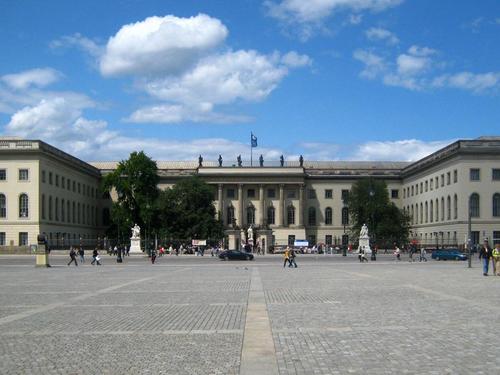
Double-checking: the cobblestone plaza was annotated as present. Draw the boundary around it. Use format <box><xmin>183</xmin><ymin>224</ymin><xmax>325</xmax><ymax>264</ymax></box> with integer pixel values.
<box><xmin>0</xmin><ymin>255</ymin><xmax>499</xmax><ymax>374</ymax></box>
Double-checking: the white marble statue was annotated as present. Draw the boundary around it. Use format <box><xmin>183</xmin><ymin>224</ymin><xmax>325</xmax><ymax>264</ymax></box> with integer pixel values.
<box><xmin>247</xmin><ymin>225</ymin><xmax>254</xmax><ymax>242</ymax></box>
<box><xmin>359</xmin><ymin>223</ymin><xmax>369</xmax><ymax>237</ymax></box>
<box><xmin>131</xmin><ymin>223</ymin><xmax>141</xmax><ymax>239</ymax></box>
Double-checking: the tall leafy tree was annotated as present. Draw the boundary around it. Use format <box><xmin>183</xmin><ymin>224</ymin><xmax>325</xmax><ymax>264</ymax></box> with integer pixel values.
<box><xmin>157</xmin><ymin>176</ymin><xmax>224</xmax><ymax>242</ymax></box>
<box><xmin>102</xmin><ymin>151</ymin><xmax>159</xmax><ymax>236</ymax></box>
<box><xmin>344</xmin><ymin>178</ymin><xmax>410</xmax><ymax>246</ymax></box>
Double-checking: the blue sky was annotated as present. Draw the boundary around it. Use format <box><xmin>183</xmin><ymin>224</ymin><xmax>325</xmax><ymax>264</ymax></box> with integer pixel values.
<box><xmin>0</xmin><ymin>0</ymin><xmax>499</xmax><ymax>162</ymax></box>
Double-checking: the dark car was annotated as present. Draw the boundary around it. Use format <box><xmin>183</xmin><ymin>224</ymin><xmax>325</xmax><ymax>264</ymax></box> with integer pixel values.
<box><xmin>431</xmin><ymin>249</ymin><xmax>468</xmax><ymax>261</ymax></box>
<box><xmin>218</xmin><ymin>250</ymin><xmax>254</xmax><ymax>261</ymax></box>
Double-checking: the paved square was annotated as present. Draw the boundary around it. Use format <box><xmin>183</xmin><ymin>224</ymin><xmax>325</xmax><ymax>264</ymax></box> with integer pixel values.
<box><xmin>0</xmin><ymin>255</ymin><xmax>499</xmax><ymax>374</ymax></box>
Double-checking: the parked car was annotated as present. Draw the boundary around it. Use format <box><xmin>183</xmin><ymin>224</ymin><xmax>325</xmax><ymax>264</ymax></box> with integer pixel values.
<box><xmin>218</xmin><ymin>250</ymin><xmax>254</xmax><ymax>261</ymax></box>
<box><xmin>431</xmin><ymin>249</ymin><xmax>468</xmax><ymax>261</ymax></box>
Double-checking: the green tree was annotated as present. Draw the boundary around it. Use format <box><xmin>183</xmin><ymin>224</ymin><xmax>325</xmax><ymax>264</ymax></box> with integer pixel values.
<box><xmin>157</xmin><ymin>176</ymin><xmax>224</xmax><ymax>243</ymax></box>
<box><xmin>102</xmin><ymin>151</ymin><xmax>159</xmax><ymax>238</ymax></box>
<box><xmin>344</xmin><ymin>178</ymin><xmax>410</xmax><ymax>246</ymax></box>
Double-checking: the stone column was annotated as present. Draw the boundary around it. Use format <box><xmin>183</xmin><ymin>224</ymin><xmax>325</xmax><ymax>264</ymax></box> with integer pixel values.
<box><xmin>259</xmin><ymin>184</ymin><xmax>265</xmax><ymax>226</ymax></box>
<box><xmin>238</xmin><ymin>184</ymin><xmax>244</xmax><ymax>227</ymax></box>
<box><xmin>218</xmin><ymin>184</ymin><xmax>223</xmax><ymax>223</ymax></box>
<box><xmin>279</xmin><ymin>184</ymin><xmax>285</xmax><ymax>226</ymax></box>
<box><xmin>299</xmin><ymin>184</ymin><xmax>305</xmax><ymax>226</ymax></box>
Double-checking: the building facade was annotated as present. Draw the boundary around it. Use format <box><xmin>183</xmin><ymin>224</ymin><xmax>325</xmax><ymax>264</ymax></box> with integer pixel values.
<box><xmin>1</xmin><ymin>136</ymin><xmax>500</xmax><ymax>252</ymax></box>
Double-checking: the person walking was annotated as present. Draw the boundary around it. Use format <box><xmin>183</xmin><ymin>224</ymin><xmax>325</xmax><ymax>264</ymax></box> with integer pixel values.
<box><xmin>151</xmin><ymin>249</ymin><xmax>157</xmax><ymax>264</ymax></box>
<box><xmin>289</xmin><ymin>248</ymin><xmax>298</xmax><ymax>268</ymax></box>
<box><xmin>91</xmin><ymin>248</ymin><xmax>101</xmax><ymax>266</ymax></box>
<box><xmin>394</xmin><ymin>246</ymin><xmax>401</xmax><ymax>261</ymax></box>
<box><xmin>78</xmin><ymin>247</ymin><xmax>85</xmax><ymax>263</ymax></box>
<box><xmin>492</xmin><ymin>243</ymin><xmax>500</xmax><ymax>276</ymax></box>
<box><xmin>419</xmin><ymin>247</ymin><xmax>427</xmax><ymax>262</ymax></box>
<box><xmin>283</xmin><ymin>247</ymin><xmax>290</xmax><ymax>268</ymax></box>
<box><xmin>67</xmin><ymin>247</ymin><xmax>78</xmax><ymax>266</ymax></box>
<box><xmin>479</xmin><ymin>239</ymin><xmax>492</xmax><ymax>276</ymax></box>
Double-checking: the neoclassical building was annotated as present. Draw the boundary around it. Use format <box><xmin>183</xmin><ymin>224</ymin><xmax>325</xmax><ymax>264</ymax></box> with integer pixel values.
<box><xmin>1</xmin><ymin>136</ymin><xmax>499</xmax><ymax>252</ymax></box>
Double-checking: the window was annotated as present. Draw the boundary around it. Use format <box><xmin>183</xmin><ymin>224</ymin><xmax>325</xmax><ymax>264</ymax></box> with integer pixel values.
<box><xmin>493</xmin><ymin>193</ymin><xmax>500</xmax><ymax>217</ymax></box>
<box><xmin>493</xmin><ymin>231</ymin><xmax>500</xmax><ymax>246</ymax></box>
<box><xmin>19</xmin><ymin>232</ymin><xmax>28</xmax><ymax>246</ymax></box>
<box><xmin>55</xmin><ymin>174</ymin><xmax>59</xmax><ymax>187</ymax></box>
<box><xmin>288</xmin><ymin>235</ymin><xmax>295</xmax><ymax>246</ymax></box>
<box><xmin>307</xmin><ymin>189</ymin><xmax>316</xmax><ymax>199</ymax></box>
<box><xmin>49</xmin><ymin>196</ymin><xmax>53</xmax><ymax>220</ymax></box>
<box><xmin>49</xmin><ymin>172</ymin><xmax>53</xmax><ymax>185</ymax></box>
<box><xmin>72</xmin><ymin>202</ymin><xmax>76</xmax><ymax>223</ymax></box>
<box><xmin>325</xmin><ymin>207</ymin><xmax>332</xmax><ymax>225</ymax></box>
<box><xmin>420</xmin><ymin>183</ymin><xmax>423</xmax><ymax>194</ymax></box>
<box><xmin>55</xmin><ymin>198</ymin><xmax>59</xmax><ymax>221</ymax></box>
<box><xmin>0</xmin><ymin>169</ymin><xmax>6</xmax><ymax>181</ymax></box>
<box><xmin>341</xmin><ymin>207</ymin><xmax>349</xmax><ymax>225</ymax></box>
<box><xmin>447</xmin><ymin>172</ymin><xmax>451</xmax><ymax>185</ymax></box>
<box><xmin>453</xmin><ymin>170</ymin><xmax>458</xmax><ymax>183</ymax></box>
<box><xmin>67</xmin><ymin>178</ymin><xmax>71</xmax><ymax>190</ymax></box>
<box><xmin>227</xmin><ymin>188</ymin><xmax>235</xmax><ymax>199</ymax></box>
<box><xmin>19</xmin><ymin>169</ymin><xmax>29</xmax><ymax>181</ymax></box>
<box><xmin>469</xmin><ymin>193</ymin><xmax>480</xmax><ymax>218</ymax></box>
<box><xmin>246</xmin><ymin>205</ymin><xmax>255</xmax><ymax>225</ymax></box>
<box><xmin>61</xmin><ymin>199</ymin><xmax>65</xmax><ymax>222</ymax></box>
<box><xmin>325</xmin><ymin>189</ymin><xmax>333</xmax><ymax>199</ymax></box>
<box><xmin>267</xmin><ymin>206</ymin><xmax>275</xmax><ymax>225</ymax></box>
<box><xmin>493</xmin><ymin>169</ymin><xmax>500</xmax><ymax>181</ymax></box>
<box><xmin>425</xmin><ymin>181</ymin><xmax>428</xmax><ymax>192</ymax></box>
<box><xmin>435</xmin><ymin>177</ymin><xmax>438</xmax><ymax>189</ymax></box>
<box><xmin>267</xmin><ymin>188</ymin><xmax>276</xmax><ymax>198</ymax></box>
<box><xmin>341</xmin><ymin>189</ymin><xmax>349</xmax><ymax>202</ymax></box>
<box><xmin>430</xmin><ymin>200</ymin><xmax>433</xmax><ymax>223</ymax></box>
<box><xmin>247</xmin><ymin>189</ymin><xmax>255</xmax><ymax>198</ymax></box>
<box><xmin>287</xmin><ymin>205</ymin><xmax>295</xmax><ymax>225</ymax></box>
<box><xmin>325</xmin><ymin>235</ymin><xmax>332</xmax><ymax>246</ymax></box>
<box><xmin>470</xmin><ymin>168</ymin><xmax>480</xmax><ymax>181</ymax></box>
<box><xmin>454</xmin><ymin>194</ymin><xmax>458</xmax><ymax>219</ymax></box>
<box><xmin>411</xmin><ymin>186</ymin><xmax>414</xmax><ymax>196</ymax></box>
<box><xmin>62</xmin><ymin>177</ymin><xmax>65</xmax><ymax>189</ymax></box>
<box><xmin>435</xmin><ymin>199</ymin><xmax>439</xmax><ymax>222</ymax></box>
<box><xmin>287</xmin><ymin>190</ymin><xmax>296</xmax><ymax>199</ymax></box>
<box><xmin>403</xmin><ymin>189</ymin><xmax>406</xmax><ymax>199</ymax></box>
<box><xmin>420</xmin><ymin>202</ymin><xmax>423</xmax><ymax>224</ymax></box>
<box><xmin>72</xmin><ymin>181</ymin><xmax>76</xmax><ymax>192</ymax></box>
<box><xmin>447</xmin><ymin>196</ymin><xmax>451</xmax><ymax>220</ymax></box>
<box><xmin>19</xmin><ymin>194</ymin><xmax>28</xmax><ymax>218</ymax></box>
<box><xmin>391</xmin><ymin>189</ymin><xmax>399</xmax><ymax>199</ymax></box>
<box><xmin>78</xmin><ymin>183</ymin><xmax>81</xmax><ymax>194</ymax></box>
<box><xmin>440</xmin><ymin>174</ymin><xmax>444</xmax><ymax>187</ymax></box>
<box><xmin>430</xmin><ymin>180</ymin><xmax>433</xmax><ymax>191</ymax></box>
<box><xmin>41</xmin><ymin>170</ymin><xmax>45</xmax><ymax>183</ymax></box>
<box><xmin>0</xmin><ymin>232</ymin><xmax>5</xmax><ymax>246</ymax></box>
<box><xmin>415</xmin><ymin>205</ymin><xmax>419</xmax><ymax>224</ymax></box>
<box><xmin>41</xmin><ymin>195</ymin><xmax>45</xmax><ymax>219</ymax></box>
<box><xmin>226</xmin><ymin>206</ymin><xmax>234</xmax><ymax>226</ymax></box>
<box><xmin>308</xmin><ymin>207</ymin><xmax>316</xmax><ymax>226</ymax></box>
<box><xmin>441</xmin><ymin>197</ymin><xmax>445</xmax><ymax>221</ymax></box>
<box><xmin>0</xmin><ymin>194</ymin><xmax>5</xmax><ymax>218</ymax></box>
<box><xmin>77</xmin><ymin>203</ymin><xmax>81</xmax><ymax>224</ymax></box>
<box><xmin>67</xmin><ymin>201</ymin><xmax>70</xmax><ymax>223</ymax></box>
<box><xmin>425</xmin><ymin>201</ymin><xmax>428</xmax><ymax>223</ymax></box>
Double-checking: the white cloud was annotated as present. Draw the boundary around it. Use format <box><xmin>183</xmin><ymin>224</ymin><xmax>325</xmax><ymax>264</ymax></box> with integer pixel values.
<box><xmin>50</xmin><ymin>33</ymin><xmax>102</xmax><ymax>58</ymax></box>
<box><xmin>353</xmin><ymin>49</ymin><xmax>386</xmax><ymax>79</ymax></box>
<box><xmin>365</xmin><ymin>27</ymin><xmax>399</xmax><ymax>45</ymax></box>
<box><xmin>1</xmin><ymin>68</ymin><xmax>62</xmax><ymax>90</ymax></box>
<box><xmin>281</xmin><ymin>51</ymin><xmax>313</xmax><ymax>67</ymax></box>
<box><xmin>432</xmin><ymin>72</ymin><xmax>500</xmax><ymax>93</ymax></box>
<box><xmin>352</xmin><ymin>139</ymin><xmax>452</xmax><ymax>161</ymax></box>
<box><xmin>265</xmin><ymin>0</ymin><xmax>403</xmax><ymax>40</ymax></box>
<box><xmin>100</xmin><ymin>14</ymin><xmax>228</xmax><ymax>77</ymax></box>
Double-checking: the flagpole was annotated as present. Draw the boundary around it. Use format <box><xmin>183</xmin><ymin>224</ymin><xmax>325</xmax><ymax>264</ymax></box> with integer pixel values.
<box><xmin>250</xmin><ymin>132</ymin><xmax>253</xmax><ymax>167</ymax></box>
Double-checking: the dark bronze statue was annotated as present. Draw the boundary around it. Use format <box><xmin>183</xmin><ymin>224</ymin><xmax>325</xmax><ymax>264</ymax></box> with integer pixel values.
<box><xmin>237</xmin><ymin>155</ymin><xmax>242</xmax><ymax>167</ymax></box>
<box><xmin>299</xmin><ymin>154</ymin><xmax>304</xmax><ymax>167</ymax></box>
<box><xmin>198</xmin><ymin>154</ymin><xmax>203</xmax><ymax>167</ymax></box>
<box><xmin>218</xmin><ymin>154</ymin><xmax>223</xmax><ymax>167</ymax></box>
<box><xmin>259</xmin><ymin>154</ymin><xmax>264</xmax><ymax>167</ymax></box>
<box><xmin>280</xmin><ymin>155</ymin><xmax>284</xmax><ymax>167</ymax></box>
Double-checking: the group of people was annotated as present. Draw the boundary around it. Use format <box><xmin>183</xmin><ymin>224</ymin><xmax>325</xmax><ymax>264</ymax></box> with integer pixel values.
<box><xmin>479</xmin><ymin>239</ymin><xmax>500</xmax><ymax>276</ymax></box>
<box><xmin>67</xmin><ymin>247</ymin><xmax>101</xmax><ymax>266</ymax></box>
<box><xmin>283</xmin><ymin>247</ymin><xmax>298</xmax><ymax>268</ymax></box>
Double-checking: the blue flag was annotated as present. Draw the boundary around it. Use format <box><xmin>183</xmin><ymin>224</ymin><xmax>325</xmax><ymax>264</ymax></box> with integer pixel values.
<box><xmin>251</xmin><ymin>133</ymin><xmax>257</xmax><ymax>148</ymax></box>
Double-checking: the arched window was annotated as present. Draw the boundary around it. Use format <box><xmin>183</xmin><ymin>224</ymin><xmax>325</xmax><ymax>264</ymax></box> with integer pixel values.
<box><xmin>415</xmin><ymin>204</ymin><xmax>419</xmax><ymax>224</ymax></box>
<box><xmin>267</xmin><ymin>206</ymin><xmax>275</xmax><ymax>225</ymax></box>
<box><xmin>325</xmin><ymin>207</ymin><xmax>332</xmax><ymax>225</ymax></box>
<box><xmin>493</xmin><ymin>193</ymin><xmax>500</xmax><ymax>217</ymax></box>
<box><xmin>49</xmin><ymin>196</ymin><xmax>53</xmax><ymax>220</ymax></box>
<box><xmin>453</xmin><ymin>194</ymin><xmax>458</xmax><ymax>219</ymax></box>
<box><xmin>287</xmin><ymin>205</ymin><xmax>295</xmax><ymax>225</ymax></box>
<box><xmin>469</xmin><ymin>193</ymin><xmax>480</xmax><ymax>218</ymax></box>
<box><xmin>341</xmin><ymin>207</ymin><xmax>349</xmax><ymax>225</ymax></box>
<box><xmin>226</xmin><ymin>205</ymin><xmax>234</xmax><ymax>226</ymax></box>
<box><xmin>308</xmin><ymin>207</ymin><xmax>316</xmax><ymax>226</ymax></box>
<box><xmin>446</xmin><ymin>196</ymin><xmax>451</xmax><ymax>220</ymax></box>
<box><xmin>435</xmin><ymin>199</ymin><xmax>439</xmax><ymax>222</ymax></box>
<box><xmin>0</xmin><ymin>193</ymin><xmax>6</xmax><ymax>218</ymax></box>
<box><xmin>425</xmin><ymin>201</ymin><xmax>428</xmax><ymax>223</ymax></box>
<box><xmin>246</xmin><ymin>205</ymin><xmax>255</xmax><ymax>225</ymax></box>
<box><xmin>420</xmin><ymin>203</ymin><xmax>423</xmax><ymax>224</ymax></box>
<box><xmin>430</xmin><ymin>200</ymin><xmax>433</xmax><ymax>223</ymax></box>
<box><xmin>19</xmin><ymin>194</ymin><xmax>29</xmax><ymax>218</ymax></box>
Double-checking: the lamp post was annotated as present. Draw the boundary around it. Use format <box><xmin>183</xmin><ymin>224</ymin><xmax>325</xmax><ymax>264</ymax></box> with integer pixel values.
<box><xmin>369</xmin><ymin>189</ymin><xmax>375</xmax><ymax>245</ymax></box>
<box><xmin>467</xmin><ymin>197</ymin><xmax>472</xmax><ymax>269</ymax></box>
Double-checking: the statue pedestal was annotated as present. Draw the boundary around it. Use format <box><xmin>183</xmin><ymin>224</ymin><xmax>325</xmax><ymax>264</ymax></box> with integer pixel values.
<box><xmin>35</xmin><ymin>244</ymin><xmax>50</xmax><ymax>267</ymax></box>
<box><xmin>129</xmin><ymin>238</ymin><xmax>142</xmax><ymax>254</ymax></box>
<box><xmin>358</xmin><ymin>235</ymin><xmax>372</xmax><ymax>254</ymax></box>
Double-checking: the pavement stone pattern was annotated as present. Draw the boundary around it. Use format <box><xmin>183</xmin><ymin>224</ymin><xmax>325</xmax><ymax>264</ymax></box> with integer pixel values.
<box><xmin>0</xmin><ymin>255</ymin><xmax>499</xmax><ymax>374</ymax></box>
